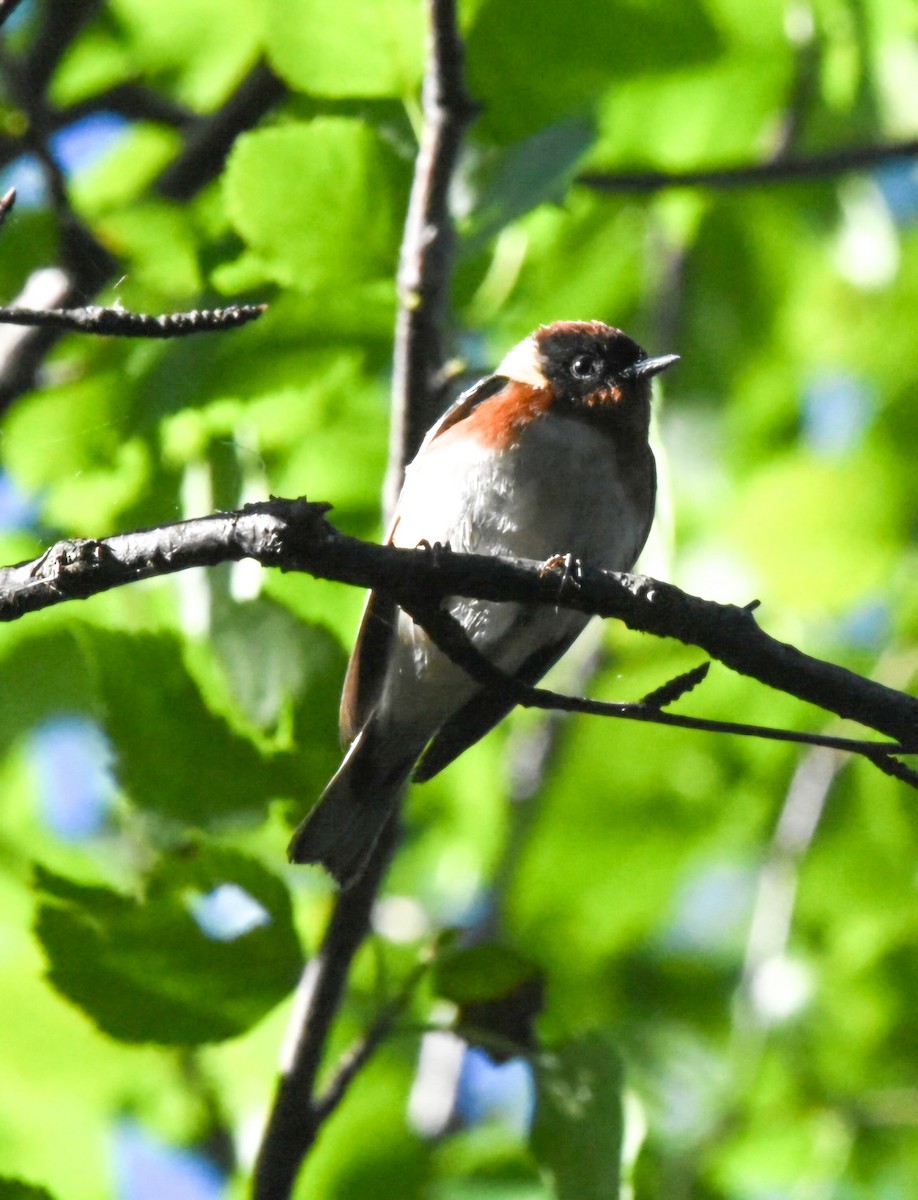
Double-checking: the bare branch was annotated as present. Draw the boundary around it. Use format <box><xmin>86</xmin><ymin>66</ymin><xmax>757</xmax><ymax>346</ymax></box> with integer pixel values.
<box><xmin>578</xmin><ymin>138</ymin><xmax>918</xmax><ymax>195</ymax></box>
<box><xmin>156</xmin><ymin>60</ymin><xmax>288</xmax><ymax>202</ymax></box>
<box><xmin>54</xmin><ymin>84</ymin><xmax>195</xmax><ymax>131</ymax></box>
<box><xmin>0</xmin><ymin>57</ymin><xmax>286</xmax><ymax>409</ymax></box>
<box><xmin>252</xmin><ymin>818</ymin><xmax>400</xmax><ymax>1200</ymax></box>
<box><xmin>4</xmin><ymin>498</ymin><xmax>917</xmax><ymax>753</ymax></box>
<box><xmin>385</xmin><ymin>0</ymin><xmax>479</xmax><ymax>513</ymax></box>
<box><xmin>253</xmin><ymin>3</ymin><xmax>478</xmax><ymax>1196</ymax></box>
<box><xmin>0</xmin><ymin>302</ymin><xmax>267</xmax><ymax>338</ymax></box>
<box><xmin>402</xmin><ymin>597</ymin><xmax>915</xmax><ymax>781</ymax></box>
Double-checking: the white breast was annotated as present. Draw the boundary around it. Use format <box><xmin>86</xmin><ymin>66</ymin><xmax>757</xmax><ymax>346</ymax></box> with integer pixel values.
<box><xmin>394</xmin><ymin>412</ymin><xmax>647</xmax><ymax>571</ymax></box>
<box><xmin>375</xmin><ymin>413</ymin><xmax>652</xmax><ymax>743</ymax></box>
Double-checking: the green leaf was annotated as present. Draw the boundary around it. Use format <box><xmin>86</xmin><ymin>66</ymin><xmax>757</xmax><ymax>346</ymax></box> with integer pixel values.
<box><xmin>265</xmin><ymin>0</ymin><xmax>424</xmax><ymax>97</ymax></box>
<box><xmin>433</xmin><ymin>943</ymin><xmax>539</xmax><ymax>1005</ymax></box>
<box><xmin>34</xmin><ymin>848</ymin><xmax>302</xmax><ymax>1044</ymax></box>
<box><xmin>224</xmin><ymin>120</ymin><xmax>406</xmax><ymax>291</ymax></box>
<box><xmin>0</xmin><ymin>1181</ymin><xmax>57</xmax><ymax>1200</ymax></box>
<box><xmin>70</xmin><ymin>123</ymin><xmax>182</xmax><ymax>215</ymax></box>
<box><xmin>211</xmin><ymin>598</ymin><xmax>343</xmax><ymax>732</ymax></box>
<box><xmin>50</xmin><ymin>25</ymin><xmax>134</xmax><ymax>105</ymax></box>
<box><xmin>466</xmin><ymin>0</ymin><xmax>722</xmax><ymax>143</ymax></box>
<box><xmin>84</xmin><ymin>629</ymin><xmax>281</xmax><ymax>826</ymax></box>
<box><xmin>2</xmin><ymin>369</ymin><xmax>150</xmax><ymax>535</ymax></box>
<box><xmin>96</xmin><ymin>201</ymin><xmax>203</xmax><ymax>299</ymax></box>
<box><xmin>468</xmin><ymin>191</ymin><xmax>647</xmax><ymax>338</ymax></box>
<box><xmin>107</xmin><ymin>0</ymin><xmax>261</xmax><ymax>108</ymax></box>
<box><xmin>530</xmin><ymin>1032</ymin><xmax>624</xmax><ymax>1200</ymax></box>
<box><xmin>461</xmin><ymin>117</ymin><xmax>598</xmax><ymax>253</ymax></box>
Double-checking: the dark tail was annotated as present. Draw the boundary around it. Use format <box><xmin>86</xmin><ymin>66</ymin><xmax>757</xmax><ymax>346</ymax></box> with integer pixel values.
<box><xmin>288</xmin><ymin>725</ymin><xmax>415</xmax><ymax>889</ymax></box>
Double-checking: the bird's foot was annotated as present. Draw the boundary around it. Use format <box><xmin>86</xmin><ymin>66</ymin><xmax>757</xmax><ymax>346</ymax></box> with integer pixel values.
<box><xmin>540</xmin><ymin>552</ymin><xmax>583</xmax><ymax>599</ymax></box>
<box><xmin>417</xmin><ymin>538</ymin><xmax>452</xmax><ymax>566</ymax></box>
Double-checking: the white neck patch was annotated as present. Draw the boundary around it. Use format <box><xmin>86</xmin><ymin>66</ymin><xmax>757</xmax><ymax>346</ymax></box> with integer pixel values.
<box><xmin>494</xmin><ymin>336</ymin><xmax>544</xmax><ymax>388</ymax></box>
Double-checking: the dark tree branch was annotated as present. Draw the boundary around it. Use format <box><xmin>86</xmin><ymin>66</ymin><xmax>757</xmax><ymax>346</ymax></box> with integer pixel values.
<box><xmin>312</xmin><ymin>952</ymin><xmax>428</xmax><ymax>1126</ymax></box>
<box><xmin>578</xmin><ymin>138</ymin><xmax>918</xmax><ymax>194</ymax></box>
<box><xmin>385</xmin><ymin>0</ymin><xmax>478</xmax><ymax>513</ymax></box>
<box><xmin>401</xmin><ymin>597</ymin><xmax>915</xmax><ymax>783</ymax></box>
<box><xmin>252</xmin><ymin>818</ymin><xmax>399</xmax><ymax>1200</ymax></box>
<box><xmin>55</xmin><ymin>84</ymin><xmax>196</xmax><ymax>131</ymax></box>
<box><xmin>156</xmin><ymin>60</ymin><xmax>288</xmax><ymax>202</ymax></box>
<box><xmin>0</xmin><ymin>302</ymin><xmax>267</xmax><ymax>337</ymax></box>
<box><xmin>3</xmin><ymin>497</ymin><xmax>917</xmax><ymax>753</ymax></box>
<box><xmin>20</xmin><ymin>0</ymin><xmax>102</xmax><ymax>97</ymax></box>
<box><xmin>254</xmin><ymin>4</ymin><xmax>478</xmax><ymax>1196</ymax></box>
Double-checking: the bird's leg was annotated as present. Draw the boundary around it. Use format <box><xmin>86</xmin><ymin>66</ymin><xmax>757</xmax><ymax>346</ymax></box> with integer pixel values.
<box><xmin>539</xmin><ymin>552</ymin><xmax>583</xmax><ymax>601</ymax></box>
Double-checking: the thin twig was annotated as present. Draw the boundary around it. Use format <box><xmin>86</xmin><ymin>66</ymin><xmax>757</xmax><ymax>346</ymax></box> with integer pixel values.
<box><xmin>402</xmin><ymin>599</ymin><xmax>917</xmax><ymax>782</ymax></box>
<box><xmin>252</xmin><ymin>819</ymin><xmax>400</xmax><ymax>1200</ymax></box>
<box><xmin>870</xmin><ymin>754</ymin><xmax>918</xmax><ymax>787</ymax></box>
<box><xmin>0</xmin><ymin>54</ymin><xmax>286</xmax><ymax>411</ymax></box>
<box><xmin>313</xmin><ymin>957</ymin><xmax>429</xmax><ymax>1125</ymax></box>
<box><xmin>0</xmin><ymin>303</ymin><xmax>267</xmax><ymax>338</ymax></box>
<box><xmin>250</xmin><ymin>820</ymin><xmax>398</xmax><ymax>1195</ymax></box>
<box><xmin>640</xmin><ymin>661</ymin><xmax>711</xmax><ymax>708</ymax></box>
<box><xmin>19</xmin><ymin>0</ymin><xmax>101</xmax><ymax>97</ymax></box>
<box><xmin>578</xmin><ymin>138</ymin><xmax>918</xmax><ymax>195</ymax></box>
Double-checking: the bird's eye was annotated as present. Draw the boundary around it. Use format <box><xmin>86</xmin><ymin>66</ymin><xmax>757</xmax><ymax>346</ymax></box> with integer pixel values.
<box><xmin>570</xmin><ymin>354</ymin><xmax>603</xmax><ymax>380</ymax></box>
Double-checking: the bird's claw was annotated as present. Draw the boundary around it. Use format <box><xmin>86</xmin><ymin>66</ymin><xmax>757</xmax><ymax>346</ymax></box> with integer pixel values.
<box><xmin>540</xmin><ymin>552</ymin><xmax>583</xmax><ymax>598</ymax></box>
<box><xmin>417</xmin><ymin>538</ymin><xmax>452</xmax><ymax>566</ymax></box>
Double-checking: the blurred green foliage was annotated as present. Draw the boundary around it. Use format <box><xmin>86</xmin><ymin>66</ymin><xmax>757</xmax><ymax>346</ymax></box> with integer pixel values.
<box><xmin>1</xmin><ymin>0</ymin><xmax>918</xmax><ymax>1197</ymax></box>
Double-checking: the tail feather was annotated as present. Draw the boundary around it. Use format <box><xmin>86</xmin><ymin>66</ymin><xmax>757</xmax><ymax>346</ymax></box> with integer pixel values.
<box><xmin>288</xmin><ymin>725</ymin><xmax>415</xmax><ymax>889</ymax></box>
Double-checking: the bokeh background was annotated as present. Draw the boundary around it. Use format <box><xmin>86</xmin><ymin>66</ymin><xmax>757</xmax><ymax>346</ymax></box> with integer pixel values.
<box><xmin>2</xmin><ymin>0</ymin><xmax>918</xmax><ymax>1196</ymax></box>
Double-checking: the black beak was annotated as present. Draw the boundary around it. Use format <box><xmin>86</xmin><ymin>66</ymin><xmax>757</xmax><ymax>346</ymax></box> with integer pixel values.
<box><xmin>625</xmin><ymin>353</ymin><xmax>680</xmax><ymax>381</ymax></box>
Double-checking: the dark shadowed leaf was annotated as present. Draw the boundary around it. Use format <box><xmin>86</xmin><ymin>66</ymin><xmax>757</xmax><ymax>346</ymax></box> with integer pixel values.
<box><xmin>0</xmin><ymin>1181</ymin><xmax>57</xmax><ymax>1200</ymax></box>
<box><xmin>466</xmin><ymin>0</ymin><xmax>721</xmax><ymax>143</ymax></box>
<box><xmin>34</xmin><ymin>846</ymin><xmax>302</xmax><ymax>1044</ymax></box>
<box><xmin>432</xmin><ymin>943</ymin><xmax>540</xmax><ymax>1005</ymax></box>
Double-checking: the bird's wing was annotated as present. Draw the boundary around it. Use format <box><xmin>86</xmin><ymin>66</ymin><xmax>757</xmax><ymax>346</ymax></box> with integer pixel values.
<box><xmin>339</xmin><ymin>590</ymin><xmax>399</xmax><ymax>742</ymax></box>
<box><xmin>413</xmin><ymin>371</ymin><xmax>510</xmax><ymax>452</ymax></box>
<box><xmin>339</xmin><ymin>372</ymin><xmax>510</xmax><ymax>742</ymax></box>
<box><xmin>411</xmin><ymin>628</ymin><xmax>577</xmax><ymax>782</ymax></box>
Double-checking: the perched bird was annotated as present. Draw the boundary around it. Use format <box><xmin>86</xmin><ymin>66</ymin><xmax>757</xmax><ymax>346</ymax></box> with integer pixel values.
<box><xmin>289</xmin><ymin>320</ymin><xmax>678</xmax><ymax>888</ymax></box>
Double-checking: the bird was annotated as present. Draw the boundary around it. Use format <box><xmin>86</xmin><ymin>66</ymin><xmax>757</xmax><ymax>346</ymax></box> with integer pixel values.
<box><xmin>288</xmin><ymin>320</ymin><xmax>678</xmax><ymax>888</ymax></box>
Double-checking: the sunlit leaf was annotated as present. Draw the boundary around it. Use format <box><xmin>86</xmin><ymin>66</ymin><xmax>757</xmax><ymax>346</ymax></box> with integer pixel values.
<box><xmin>224</xmin><ymin>120</ymin><xmax>406</xmax><ymax>291</ymax></box>
<box><xmin>265</xmin><ymin>0</ymin><xmax>424</xmax><ymax>98</ymax></box>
